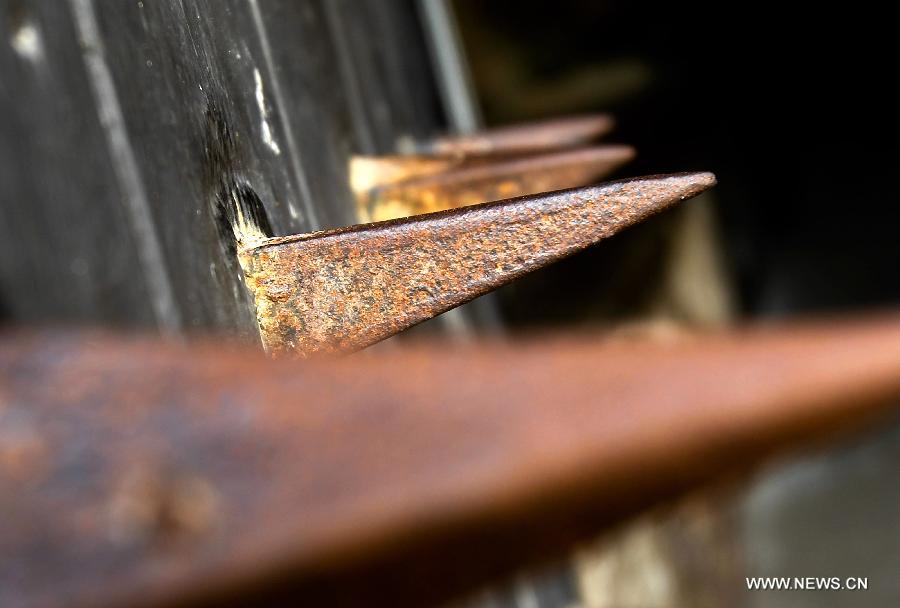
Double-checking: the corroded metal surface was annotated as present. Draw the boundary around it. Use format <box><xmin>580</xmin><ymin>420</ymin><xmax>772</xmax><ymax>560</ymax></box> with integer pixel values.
<box><xmin>357</xmin><ymin>145</ymin><xmax>635</xmax><ymax>221</ymax></box>
<box><xmin>4</xmin><ymin>317</ymin><xmax>900</xmax><ymax>607</ymax></box>
<box><xmin>239</xmin><ymin>172</ymin><xmax>714</xmax><ymax>357</ymax></box>
<box><xmin>349</xmin><ymin>154</ymin><xmax>459</xmax><ymax>195</ymax></box>
<box><xmin>422</xmin><ymin>114</ymin><xmax>615</xmax><ymax>156</ymax></box>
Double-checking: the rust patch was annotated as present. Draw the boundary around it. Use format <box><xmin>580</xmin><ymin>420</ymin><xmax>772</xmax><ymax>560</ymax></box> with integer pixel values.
<box><xmin>239</xmin><ymin>172</ymin><xmax>715</xmax><ymax>357</ymax></box>
<box><xmin>349</xmin><ymin>154</ymin><xmax>460</xmax><ymax>194</ymax></box>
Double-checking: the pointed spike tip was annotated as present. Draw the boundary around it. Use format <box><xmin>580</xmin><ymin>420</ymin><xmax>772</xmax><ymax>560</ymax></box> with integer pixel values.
<box><xmin>676</xmin><ymin>170</ymin><xmax>717</xmax><ymax>194</ymax></box>
<box><xmin>609</xmin><ymin>171</ymin><xmax>716</xmax><ymax>215</ymax></box>
<box><xmin>634</xmin><ymin>171</ymin><xmax>716</xmax><ymax>195</ymax></box>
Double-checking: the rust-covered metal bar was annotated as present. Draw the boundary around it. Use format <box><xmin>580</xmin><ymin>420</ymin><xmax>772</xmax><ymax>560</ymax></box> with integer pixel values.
<box><xmin>240</xmin><ymin>172</ymin><xmax>715</xmax><ymax>357</ymax></box>
<box><xmin>356</xmin><ymin>145</ymin><xmax>635</xmax><ymax>221</ymax></box>
<box><xmin>421</xmin><ymin>113</ymin><xmax>615</xmax><ymax>156</ymax></box>
<box><xmin>4</xmin><ymin>316</ymin><xmax>900</xmax><ymax>607</ymax></box>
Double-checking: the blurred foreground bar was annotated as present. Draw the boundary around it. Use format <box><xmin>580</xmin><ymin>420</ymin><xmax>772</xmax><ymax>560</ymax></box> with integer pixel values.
<box><xmin>3</xmin><ymin>315</ymin><xmax>900</xmax><ymax>607</ymax></box>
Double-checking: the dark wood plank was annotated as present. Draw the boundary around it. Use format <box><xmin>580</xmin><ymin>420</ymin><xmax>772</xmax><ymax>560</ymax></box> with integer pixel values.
<box><xmin>0</xmin><ymin>0</ymin><xmax>159</xmax><ymax>327</ymax></box>
<box><xmin>0</xmin><ymin>0</ymin><xmax>449</xmax><ymax>336</ymax></box>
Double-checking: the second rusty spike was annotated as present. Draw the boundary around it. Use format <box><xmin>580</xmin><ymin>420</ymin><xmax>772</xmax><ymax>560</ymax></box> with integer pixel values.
<box><xmin>421</xmin><ymin>113</ymin><xmax>616</xmax><ymax>157</ymax></box>
<box><xmin>356</xmin><ymin>145</ymin><xmax>635</xmax><ymax>222</ymax></box>
<box><xmin>239</xmin><ymin>172</ymin><xmax>716</xmax><ymax>357</ymax></box>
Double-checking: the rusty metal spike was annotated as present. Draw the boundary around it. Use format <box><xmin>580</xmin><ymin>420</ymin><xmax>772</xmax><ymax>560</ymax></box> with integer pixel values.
<box><xmin>349</xmin><ymin>154</ymin><xmax>459</xmax><ymax>195</ymax></box>
<box><xmin>358</xmin><ymin>145</ymin><xmax>636</xmax><ymax>222</ymax></box>
<box><xmin>239</xmin><ymin>172</ymin><xmax>715</xmax><ymax>357</ymax></box>
<box><xmin>4</xmin><ymin>316</ymin><xmax>900</xmax><ymax>608</ymax></box>
<box><xmin>422</xmin><ymin>113</ymin><xmax>615</xmax><ymax>156</ymax></box>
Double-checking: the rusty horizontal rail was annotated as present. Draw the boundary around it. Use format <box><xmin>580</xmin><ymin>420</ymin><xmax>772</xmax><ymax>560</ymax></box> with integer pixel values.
<box><xmin>240</xmin><ymin>172</ymin><xmax>714</xmax><ymax>357</ymax></box>
<box><xmin>3</xmin><ymin>316</ymin><xmax>900</xmax><ymax>607</ymax></box>
<box><xmin>421</xmin><ymin>113</ymin><xmax>615</xmax><ymax>157</ymax></box>
<box><xmin>356</xmin><ymin>145</ymin><xmax>635</xmax><ymax>221</ymax></box>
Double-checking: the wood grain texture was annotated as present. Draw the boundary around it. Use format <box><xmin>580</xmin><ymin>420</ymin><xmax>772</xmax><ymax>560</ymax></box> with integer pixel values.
<box><xmin>0</xmin><ymin>0</ymin><xmax>444</xmax><ymax>335</ymax></box>
<box><xmin>0</xmin><ymin>0</ymin><xmax>159</xmax><ymax>326</ymax></box>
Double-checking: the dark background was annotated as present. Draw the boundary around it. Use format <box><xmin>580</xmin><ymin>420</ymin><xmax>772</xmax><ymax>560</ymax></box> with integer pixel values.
<box><xmin>454</xmin><ymin>1</ymin><xmax>899</xmax><ymax>321</ymax></box>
